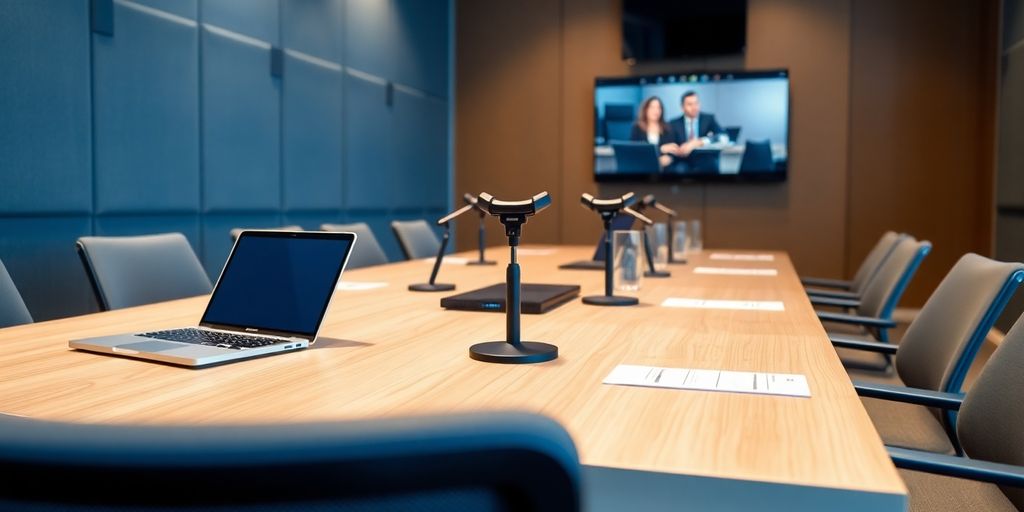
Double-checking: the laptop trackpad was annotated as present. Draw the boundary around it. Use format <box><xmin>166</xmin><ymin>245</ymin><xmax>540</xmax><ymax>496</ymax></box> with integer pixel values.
<box><xmin>116</xmin><ymin>340</ymin><xmax>183</xmax><ymax>353</ymax></box>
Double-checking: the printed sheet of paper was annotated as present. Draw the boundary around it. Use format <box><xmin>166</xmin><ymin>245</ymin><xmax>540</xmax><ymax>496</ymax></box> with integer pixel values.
<box><xmin>709</xmin><ymin>253</ymin><xmax>775</xmax><ymax>262</ymax></box>
<box><xmin>336</xmin><ymin>281</ymin><xmax>389</xmax><ymax>291</ymax></box>
<box><xmin>693</xmin><ymin>266</ymin><xmax>778</xmax><ymax>276</ymax></box>
<box><xmin>603</xmin><ymin>364</ymin><xmax>810</xmax><ymax>398</ymax></box>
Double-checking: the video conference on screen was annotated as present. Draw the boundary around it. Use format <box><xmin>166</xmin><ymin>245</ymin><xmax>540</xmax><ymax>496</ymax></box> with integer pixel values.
<box><xmin>593</xmin><ymin>70</ymin><xmax>789</xmax><ymax>182</ymax></box>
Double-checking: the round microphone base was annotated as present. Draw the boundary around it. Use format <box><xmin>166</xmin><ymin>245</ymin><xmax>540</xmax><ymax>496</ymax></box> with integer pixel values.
<box><xmin>469</xmin><ymin>341</ymin><xmax>558</xmax><ymax>364</ymax></box>
<box><xmin>408</xmin><ymin>283</ymin><xmax>456</xmax><ymax>292</ymax></box>
<box><xmin>669</xmin><ymin>258</ymin><xmax>688</xmax><ymax>265</ymax></box>
<box><xmin>582</xmin><ymin>295</ymin><xmax>639</xmax><ymax>306</ymax></box>
<box><xmin>467</xmin><ymin>260</ymin><xmax>497</xmax><ymax>266</ymax></box>
<box><xmin>644</xmin><ymin>270</ymin><xmax>671</xmax><ymax>278</ymax></box>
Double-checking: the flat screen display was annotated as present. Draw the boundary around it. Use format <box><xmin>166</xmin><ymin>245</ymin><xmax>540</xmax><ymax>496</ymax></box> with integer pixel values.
<box><xmin>594</xmin><ymin>69</ymin><xmax>789</xmax><ymax>182</ymax></box>
<box><xmin>623</xmin><ymin>0</ymin><xmax>747</xmax><ymax>61</ymax></box>
<box><xmin>201</xmin><ymin>232</ymin><xmax>353</xmax><ymax>337</ymax></box>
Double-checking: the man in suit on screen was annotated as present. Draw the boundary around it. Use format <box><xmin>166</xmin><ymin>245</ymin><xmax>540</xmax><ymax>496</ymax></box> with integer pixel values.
<box><xmin>668</xmin><ymin>91</ymin><xmax>724</xmax><ymax>172</ymax></box>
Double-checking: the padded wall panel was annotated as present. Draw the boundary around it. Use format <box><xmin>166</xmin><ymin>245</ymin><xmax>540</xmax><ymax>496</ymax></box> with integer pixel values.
<box><xmin>130</xmin><ymin>0</ymin><xmax>197</xmax><ymax>19</ymax></box>
<box><xmin>0</xmin><ymin>0</ymin><xmax>92</xmax><ymax>214</ymax></box>
<box><xmin>343</xmin><ymin>73</ymin><xmax>394</xmax><ymax>209</ymax></box>
<box><xmin>94</xmin><ymin>215</ymin><xmax>202</xmax><ymax>252</ymax></box>
<box><xmin>282</xmin><ymin>53</ymin><xmax>344</xmax><ymax>211</ymax></box>
<box><xmin>393</xmin><ymin>0</ymin><xmax>448</xmax><ymax>97</ymax></box>
<box><xmin>93</xmin><ymin>0</ymin><xmax>200</xmax><ymax>214</ymax></box>
<box><xmin>200</xmin><ymin>213</ymin><xmax>282</xmax><ymax>279</ymax></box>
<box><xmin>393</xmin><ymin>89</ymin><xmax>448</xmax><ymax>210</ymax></box>
<box><xmin>281</xmin><ymin>0</ymin><xmax>343</xmax><ymax>62</ymax></box>
<box><xmin>282</xmin><ymin>211</ymin><xmax>345</xmax><ymax>231</ymax></box>
<box><xmin>0</xmin><ymin>217</ymin><xmax>95</xmax><ymax>321</ymax></box>
<box><xmin>200</xmin><ymin>0</ymin><xmax>278</xmax><ymax>43</ymax></box>
<box><xmin>202</xmin><ymin>27</ymin><xmax>282</xmax><ymax>212</ymax></box>
<box><xmin>344</xmin><ymin>0</ymin><xmax>393</xmax><ymax>79</ymax></box>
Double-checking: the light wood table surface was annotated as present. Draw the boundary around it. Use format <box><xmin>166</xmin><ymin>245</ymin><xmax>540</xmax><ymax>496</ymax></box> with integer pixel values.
<box><xmin>0</xmin><ymin>245</ymin><xmax>906</xmax><ymax>511</ymax></box>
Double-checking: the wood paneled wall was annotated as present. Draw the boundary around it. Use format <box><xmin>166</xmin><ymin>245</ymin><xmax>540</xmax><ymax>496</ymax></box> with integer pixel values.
<box><xmin>456</xmin><ymin>0</ymin><xmax>998</xmax><ymax>305</ymax></box>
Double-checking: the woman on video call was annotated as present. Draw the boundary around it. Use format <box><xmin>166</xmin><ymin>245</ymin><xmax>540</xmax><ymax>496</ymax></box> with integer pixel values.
<box><xmin>629</xmin><ymin>96</ymin><xmax>679</xmax><ymax>169</ymax></box>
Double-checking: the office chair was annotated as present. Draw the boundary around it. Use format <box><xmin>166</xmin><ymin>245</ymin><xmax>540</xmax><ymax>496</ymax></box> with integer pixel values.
<box><xmin>802</xmin><ymin>231</ymin><xmax>905</xmax><ymax>300</ymax></box>
<box><xmin>391</xmin><ymin>220</ymin><xmax>442</xmax><ymax>260</ymax></box>
<box><xmin>871</xmin><ymin>312</ymin><xmax>1024</xmax><ymax>512</ymax></box>
<box><xmin>603</xmin><ymin>103</ymin><xmax>635</xmax><ymax>142</ymax></box>
<box><xmin>76</xmin><ymin>233</ymin><xmax>213</xmax><ymax>311</ymax></box>
<box><xmin>0</xmin><ymin>411</ymin><xmax>580</xmax><ymax>511</ymax></box>
<box><xmin>724</xmin><ymin>126</ymin><xmax>741</xmax><ymax>142</ymax></box>
<box><xmin>832</xmin><ymin>254</ymin><xmax>1024</xmax><ymax>453</ymax></box>
<box><xmin>816</xmin><ymin>238</ymin><xmax>931</xmax><ymax>371</ymax></box>
<box><xmin>229</xmin><ymin>225</ymin><xmax>303</xmax><ymax>243</ymax></box>
<box><xmin>0</xmin><ymin>258</ymin><xmax>32</xmax><ymax>328</ymax></box>
<box><xmin>737</xmin><ymin>140</ymin><xmax>773</xmax><ymax>172</ymax></box>
<box><xmin>322</xmin><ymin>222</ymin><xmax>389</xmax><ymax>269</ymax></box>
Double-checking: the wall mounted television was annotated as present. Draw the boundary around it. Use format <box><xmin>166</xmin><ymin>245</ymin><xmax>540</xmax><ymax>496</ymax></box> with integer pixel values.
<box><xmin>593</xmin><ymin>69</ymin><xmax>789</xmax><ymax>183</ymax></box>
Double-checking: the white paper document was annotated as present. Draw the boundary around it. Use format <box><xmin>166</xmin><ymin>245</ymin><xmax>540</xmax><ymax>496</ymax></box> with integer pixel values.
<box><xmin>693</xmin><ymin>266</ymin><xmax>778</xmax><ymax>276</ymax></box>
<box><xmin>603</xmin><ymin>364</ymin><xmax>811</xmax><ymax>398</ymax></box>
<box><xmin>421</xmin><ymin>256</ymin><xmax>470</xmax><ymax>266</ymax></box>
<box><xmin>336</xmin><ymin>281</ymin><xmax>389</xmax><ymax>291</ymax></box>
<box><xmin>709</xmin><ymin>253</ymin><xmax>775</xmax><ymax>262</ymax></box>
<box><xmin>660</xmin><ymin>297</ymin><xmax>785</xmax><ymax>311</ymax></box>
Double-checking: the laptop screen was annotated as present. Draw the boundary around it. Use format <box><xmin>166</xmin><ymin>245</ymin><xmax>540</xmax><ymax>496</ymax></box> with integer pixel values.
<box><xmin>200</xmin><ymin>231</ymin><xmax>354</xmax><ymax>338</ymax></box>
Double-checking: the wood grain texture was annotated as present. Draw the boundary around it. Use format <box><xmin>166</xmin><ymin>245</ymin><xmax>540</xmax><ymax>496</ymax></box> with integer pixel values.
<box><xmin>0</xmin><ymin>246</ymin><xmax>904</xmax><ymax>498</ymax></box>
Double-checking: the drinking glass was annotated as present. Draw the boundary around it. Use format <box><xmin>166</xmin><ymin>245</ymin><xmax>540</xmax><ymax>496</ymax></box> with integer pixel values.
<box><xmin>646</xmin><ymin>223</ymin><xmax>669</xmax><ymax>271</ymax></box>
<box><xmin>688</xmin><ymin>219</ymin><xmax>703</xmax><ymax>253</ymax></box>
<box><xmin>613</xmin><ymin>230</ymin><xmax>643</xmax><ymax>292</ymax></box>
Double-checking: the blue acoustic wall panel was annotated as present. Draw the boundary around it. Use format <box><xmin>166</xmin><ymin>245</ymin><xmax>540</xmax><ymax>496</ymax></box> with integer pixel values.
<box><xmin>131</xmin><ymin>0</ymin><xmax>197</xmax><ymax>19</ymax></box>
<box><xmin>282</xmin><ymin>51</ymin><xmax>344</xmax><ymax>211</ymax></box>
<box><xmin>93</xmin><ymin>0</ymin><xmax>200</xmax><ymax>214</ymax></box>
<box><xmin>392</xmin><ymin>0</ymin><xmax>448</xmax><ymax>97</ymax></box>
<box><xmin>200</xmin><ymin>0</ymin><xmax>278</xmax><ymax>44</ymax></box>
<box><xmin>282</xmin><ymin>0</ymin><xmax>344</xmax><ymax>63</ymax></box>
<box><xmin>0</xmin><ymin>0</ymin><xmax>92</xmax><ymax>215</ymax></box>
<box><xmin>344</xmin><ymin>0</ymin><xmax>393</xmax><ymax>80</ymax></box>
<box><xmin>202</xmin><ymin>26</ymin><xmax>282</xmax><ymax>213</ymax></box>
<box><xmin>393</xmin><ymin>88</ymin><xmax>448</xmax><ymax>210</ymax></box>
<box><xmin>0</xmin><ymin>217</ymin><xmax>95</xmax><ymax>320</ymax></box>
<box><xmin>94</xmin><ymin>215</ymin><xmax>202</xmax><ymax>252</ymax></box>
<box><xmin>343</xmin><ymin>72</ymin><xmax>394</xmax><ymax>210</ymax></box>
<box><xmin>201</xmin><ymin>213</ymin><xmax>282</xmax><ymax>279</ymax></box>
<box><xmin>282</xmin><ymin>211</ymin><xmax>345</xmax><ymax>231</ymax></box>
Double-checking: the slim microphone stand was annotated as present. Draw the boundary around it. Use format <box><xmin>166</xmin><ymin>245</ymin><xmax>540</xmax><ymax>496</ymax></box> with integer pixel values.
<box><xmin>582</xmin><ymin>211</ymin><xmax>643</xmax><ymax>306</ymax></box>
<box><xmin>409</xmin><ymin>203</ymin><xmax>476</xmax><ymax>292</ymax></box>
<box><xmin>466</xmin><ymin>207</ymin><xmax>496</xmax><ymax>266</ymax></box>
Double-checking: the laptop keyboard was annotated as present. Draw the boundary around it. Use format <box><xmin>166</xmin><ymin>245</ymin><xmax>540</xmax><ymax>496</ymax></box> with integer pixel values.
<box><xmin>139</xmin><ymin>328</ymin><xmax>287</xmax><ymax>350</ymax></box>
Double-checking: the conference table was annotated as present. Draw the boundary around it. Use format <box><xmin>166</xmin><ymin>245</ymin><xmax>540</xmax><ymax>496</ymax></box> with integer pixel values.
<box><xmin>0</xmin><ymin>245</ymin><xmax>906</xmax><ymax>511</ymax></box>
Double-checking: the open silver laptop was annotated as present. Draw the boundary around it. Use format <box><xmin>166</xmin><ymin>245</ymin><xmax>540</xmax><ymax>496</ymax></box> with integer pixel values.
<box><xmin>70</xmin><ymin>230</ymin><xmax>356</xmax><ymax>368</ymax></box>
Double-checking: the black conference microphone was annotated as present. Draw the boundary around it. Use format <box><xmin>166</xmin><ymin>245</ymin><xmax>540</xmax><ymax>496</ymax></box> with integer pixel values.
<box><xmin>408</xmin><ymin>203</ymin><xmax>477</xmax><ymax>292</ymax></box>
<box><xmin>463</xmin><ymin>193</ymin><xmax>496</xmax><ymax>266</ymax></box>
<box><xmin>579</xmin><ymin>192</ymin><xmax>652</xmax><ymax>306</ymax></box>
<box><xmin>468</xmin><ymin>191</ymin><xmax>559</xmax><ymax>364</ymax></box>
<box><xmin>638</xmin><ymin>194</ymin><xmax>685</xmax><ymax>264</ymax></box>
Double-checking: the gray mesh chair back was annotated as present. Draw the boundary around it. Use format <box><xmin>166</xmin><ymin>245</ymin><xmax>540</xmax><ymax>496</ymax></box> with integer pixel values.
<box><xmin>391</xmin><ymin>220</ymin><xmax>441</xmax><ymax>260</ymax></box>
<box><xmin>322</xmin><ymin>222</ymin><xmax>388</xmax><ymax>269</ymax></box>
<box><xmin>856</xmin><ymin>238</ymin><xmax>931</xmax><ymax>324</ymax></box>
<box><xmin>0</xmin><ymin>258</ymin><xmax>32</xmax><ymax>328</ymax></box>
<box><xmin>0</xmin><ymin>411</ymin><xmax>580</xmax><ymax>511</ymax></box>
<box><xmin>229</xmin><ymin>225</ymin><xmax>302</xmax><ymax>243</ymax></box>
<box><xmin>957</xmin><ymin>313</ymin><xmax>1024</xmax><ymax>509</ymax></box>
<box><xmin>76</xmin><ymin>233</ymin><xmax>213</xmax><ymax>311</ymax></box>
<box><xmin>849</xmin><ymin>231</ymin><xmax>905</xmax><ymax>293</ymax></box>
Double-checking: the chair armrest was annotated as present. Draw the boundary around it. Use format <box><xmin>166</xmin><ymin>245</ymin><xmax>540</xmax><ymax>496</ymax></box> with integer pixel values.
<box><xmin>889</xmin><ymin>446</ymin><xmax>1024</xmax><ymax>488</ymax></box>
<box><xmin>830</xmin><ymin>336</ymin><xmax>898</xmax><ymax>354</ymax></box>
<box><xmin>805</xmin><ymin>288</ymin><xmax>861</xmax><ymax>300</ymax></box>
<box><xmin>800</xmin><ymin>276</ymin><xmax>852</xmax><ymax>289</ymax></box>
<box><xmin>817</xmin><ymin>311</ymin><xmax>897</xmax><ymax>329</ymax></box>
<box><xmin>811</xmin><ymin>296</ymin><xmax>861</xmax><ymax>309</ymax></box>
<box><xmin>854</xmin><ymin>381</ymin><xmax>964</xmax><ymax>410</ymax></box>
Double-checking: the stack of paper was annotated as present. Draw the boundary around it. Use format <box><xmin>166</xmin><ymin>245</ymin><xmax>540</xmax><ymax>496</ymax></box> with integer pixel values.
<box><xmin>693</xmin><ymin>266</ymin><xmax>778</xmax><ymax>276</ymax></box>
<box><xmin>660</xmin><ymin>297</ymin><xmax>784</xmax><ymax>311</ymax></box>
